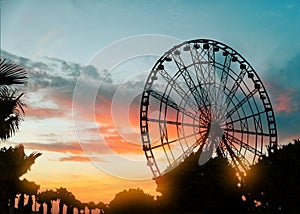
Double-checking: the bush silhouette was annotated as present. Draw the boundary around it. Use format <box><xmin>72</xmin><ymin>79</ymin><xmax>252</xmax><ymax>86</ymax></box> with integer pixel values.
<box><xmin>156</xmin><ymin>152</ymin><xmax>243</xmax><ymax>213</ymax></box>
<box><xmin>244</xmin><ymin>139</ymin><xmax>300</xmax><ymax>213</ymax></box>
<box><xmin>108</xmin><ymin>188</ymin><xmax>155</xmax><ymax>214</ymax></box>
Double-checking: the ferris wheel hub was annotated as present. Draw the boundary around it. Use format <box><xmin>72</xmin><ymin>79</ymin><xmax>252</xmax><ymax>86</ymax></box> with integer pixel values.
<box><xmin>209</xmin><ymin>121</ymin><xmax>223</xmax><ymax>139</ymax></box>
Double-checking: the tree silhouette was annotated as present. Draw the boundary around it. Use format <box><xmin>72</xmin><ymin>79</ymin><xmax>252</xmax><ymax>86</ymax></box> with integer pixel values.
<box><xmin>55</xmin><ymin>187</ymin><xmax>77</xmax><ymax>214</ymax></box>
<box><xmin>0</xmin><ymin>58</ymin><xmax>27</xmax><ymax>85</ymax></box>
<box><xmin>96</xmin><ymin>201</ymin><xmax>107</xmax><ymax>214</ymax></box>
<box><xmin>74</xmin><ymin>199</ymin><xmax>85</xmax><ymax>214</ymax></box>
<box><xmin>0</xmin><ymin>144</ymin><xmax>41</xmax><ymax>213</ymax></box>
<box><xmin>0</xmin><ymin>58</ymin><xmax>27</xmax><ymax>140</ymax></box>
<box><xmin>64</xmin><ymin>191</ymin><xmax>76</xmax><ymax>214</ymax></box>
<box><xmin>56</xmin><ymin>187</ymin><xmax>69</xmax><ymax>214</ymax></box>
<box><xmin>108</xmin><ymin>188</ymin><xmax>155</xmax><ymax>214</ymax></box>
<box><xmin>37</xmin><ymin>189</ymin><xmax>57</xmax><ymax>214</ymax></box>
<box><xmin>154</xmin><ymin>139</ymin><xmax>300</xmax><ymax>213</ymax></box>
<box><xmin>244</xmin><ymin>139</ymin><xmax>300</xmax><ymax>213</ymax></box>
<box><xmin>87</xmin><ymin>201</ymin><xmax>96</xmax><ymax>214</ymax></box>
<box><xmin>17</xmin><ymin>178</ymin><xmax>40</xmax><ymax>213</ymax></box>
<box><xmin>155</xmin><ymin>152</ymin><xmax>243</xmax><ymax>213</ymax></box>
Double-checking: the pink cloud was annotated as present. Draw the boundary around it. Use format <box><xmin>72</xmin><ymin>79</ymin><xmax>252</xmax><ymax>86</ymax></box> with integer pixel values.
<box><xmin>26</xmin><ymin>107</ymin><xmax>66</xmax><ymax>119</ymax></box>
<box><xmin>274</xmin><ymin>89</ymin><xmax>298</xmax><ymax>114</ymax></box>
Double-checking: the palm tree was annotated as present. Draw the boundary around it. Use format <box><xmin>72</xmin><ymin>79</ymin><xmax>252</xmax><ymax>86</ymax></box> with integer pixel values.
<box><xmin>56</xmin><ymin>187</ymin><xmax>69</xmax><ymax>214</ymax></box>
<box><xmin>0</xmin><ymin>144</ymin><xmax>41</xmax><ymax>213</ymax></box>
<box><xmin>0</xmin><ymin>58</ymin><xmax>27</xmax><ymax>140</ymax></box>
<box><xmin>0</xmin><ymin>58</ymin><xmax>27</xmax><ymax>85</ymax></box>
<box><xmin>96</xmin><ymin>201</ymin><xmax>107</xmax><ymax>214</ymax></box>
<box><xmin>37</xmin><ymin>190</ymin><xmax>57</xmax><ymax>214</ymax></box>
<box><xmin>87</xmin><ymin>201</ymin><xmax>96</xmax><ymax>214</ymax></box>
<box><xmin>17</xmin><ymin>178</ymin><xmax>40</xmax><ymax>213</ymax></box>
<box><xmin>74</xmin><ymin>199</ymin><xmax>85</xmax><ymax>214</ymax></box>
<box><xmin>64</xmin><ymin>191</ymin><xmax>76</xmax><ymax>214</ymax></box>
<box><xmin>36</xmin><ymin>192</ymin><xmax>45</xmax><ymax>214</ymax></box>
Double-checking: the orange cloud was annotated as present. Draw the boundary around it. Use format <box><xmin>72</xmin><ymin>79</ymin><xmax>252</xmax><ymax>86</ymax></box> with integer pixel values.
<box><xmin>59</xmin><ymin>155</ymin><xmax>106</xmax><ymax>162</ymax></box>
<box><xmin>19</xmin><ymin>142</ymin><xmax>84</xmax><ymax>154</ymax></box>
<box><xmin>94</xmin><ymin>94</ymin><xmax>114</xmax><ymax>125</ymax></box>
<box><xmin>104</xmin><ymin>135</ymin><xmax>142</xmax><ymax>154</ymax></box>
<box><xmin>18</xmin><ymin>139</ymin><xmax>143</xmax><ymax>156</ymax></box>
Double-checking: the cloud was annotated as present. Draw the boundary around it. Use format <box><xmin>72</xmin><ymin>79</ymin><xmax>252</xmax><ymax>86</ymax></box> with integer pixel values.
<box><xmin>273</xmin><ymin>89</ymin><xmax>298</xmax><ymax>114</ymax></box>
<box><xmin>20</xmin><ymin>142</ymin><xmax>84</xmax><ymax>154</ymax></box>
<box><xmin>82</xmin><ymin>65</ymin><xmax>100</xmax><ymax>78</ymax></box>
<box><xmin>26</xmin><ymin>107</ymin><xmax>66</xmax><ymax>119</ymax></box>
<box><xmin>17</xmin><ymin>138</ymin><xmax>143</xmax><ymax>156</ymax></box>
<box><xmin>104</xmin><ymin>135</ymin><xmax>142</xmax><ymax>154</ymax></box>
<box><xmin>0</xmin><ymin>49</ymin><xmax>270</xmax><ymax>150</ymax></box>
<box><xmin>59</xmin><ymin>155</ymin><xmax>106</xmax><ymax>162</ymax></box>
<box><xmin>263</xmin><ymin>52</ymin><xmax>300</xmax><ymax>115</ymax></box>
<box><xmin>4</xmin><ymin>48</ymin><xmax>300</xmax><ymax>151</ymax></box>
<box><xmin>263</xmin><ymin>52</ymin><xmax>300</xmax><ymax>142</ymax></box>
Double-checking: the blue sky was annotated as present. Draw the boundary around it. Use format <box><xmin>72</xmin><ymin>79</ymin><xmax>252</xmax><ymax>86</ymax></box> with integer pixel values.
<box><xmin>2</xmin><ymin>0</ymin><xmax>298</xmax><ymax>141</ymax></box>
<box><xmin>1</xmin><ymin>0</ymin><xmax>299</xmax><ymax>64</ymax></box>
<box><xmin>1</xmin><ymin>0</ymin><xmax>300</xmax><ymax>204</ymax></box>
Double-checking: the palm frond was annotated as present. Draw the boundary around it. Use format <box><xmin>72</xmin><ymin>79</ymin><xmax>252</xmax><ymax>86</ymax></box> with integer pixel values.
<box><xmin>0</xmin><ymin>87</ymin><xmax>26</xmax><ymax>140</ymax></box>
<box><xmin>19</xmin><ymin>151</ymin><xmax>42</xmax><ymax>175</ymax></box>
<box><xmin>0</xmin><ymin>58</ymin><xmax>27</xmax><ymax>85</ymax></box>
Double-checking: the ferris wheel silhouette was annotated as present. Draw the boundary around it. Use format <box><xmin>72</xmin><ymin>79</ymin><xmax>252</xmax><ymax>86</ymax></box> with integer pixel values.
<box><xmin>140</xmin><ymin>39</ymin><xmax>277</xmax><ymax>178</ymax></box>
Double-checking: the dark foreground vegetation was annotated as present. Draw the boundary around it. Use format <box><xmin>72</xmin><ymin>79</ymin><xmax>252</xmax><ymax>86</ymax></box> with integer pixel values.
<box><xmin>155</xmin><ymin>139</ymin><xmax>300</xmax><ymax>214</ymax></box>
<box><xmin>1</xmin><ymin>139</ymin><xmax>299</xmax><ymax>214</ymax></box>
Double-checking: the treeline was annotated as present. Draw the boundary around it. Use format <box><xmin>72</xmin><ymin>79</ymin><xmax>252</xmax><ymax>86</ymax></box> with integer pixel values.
<box><xmin>0</xmin><ymin>143</ymin><xmax>150</xmax><ymax>214</ymax></box>
<box><xmin>155</xmin><ymin>139</ymin><xmax>300</xmax><ymax>214</ymax></box>
<box><xmin>2</xmin><ymin>140</ymin><xmax>300</xmax><ymax>214</ymax></box>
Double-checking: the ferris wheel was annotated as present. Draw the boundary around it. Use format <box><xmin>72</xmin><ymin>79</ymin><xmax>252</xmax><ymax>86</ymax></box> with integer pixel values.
<box><xmin>140</xmin><ymin>39</ymin><xmax>277</xmax><ymax>178</ymax></box>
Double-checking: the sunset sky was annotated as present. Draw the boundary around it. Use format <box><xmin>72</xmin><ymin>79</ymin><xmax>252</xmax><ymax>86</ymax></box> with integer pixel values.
<box><xmin>1</xmin><ymin>0</ymin><xmax>300</xmax><ymax>206</ymax></box>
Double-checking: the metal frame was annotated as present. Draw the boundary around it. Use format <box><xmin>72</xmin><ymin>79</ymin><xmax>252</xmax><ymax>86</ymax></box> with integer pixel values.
<box><xmin>140</xmin><ymin>39</ymin><xmax>277</xmax><ymax>178</ymax></box>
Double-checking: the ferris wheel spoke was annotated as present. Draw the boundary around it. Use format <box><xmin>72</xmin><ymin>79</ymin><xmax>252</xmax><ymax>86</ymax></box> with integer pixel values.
<box><xmin>178</xmin><ymin>90</ymin><xmax>211</xmax><ymax>127</ymax></box>
<box><xmin>213</xmin><ymin>56</ymin><xmax>233</xmax><ymax>119</ymax></box>
<box><xmin>163</xmin><ymin>130</ymin><xmax>209</xmax><ymax>174</ymax></box>
<box><xmin>190</xmin><ymin>48</ymin><xmax>215</xmax><ymax>104</ymax></box>
<box><xmin>224</xmin><ymin>128</ymin><xmax>271</xmax><ymax>137</ymax></box>
<box><xmin>224</xmin><ymin>88</ymin><xmax>259</xmax><ymax>122</ymax></box>
<box><xmin>158</xmin><ymin>68</ymin><xmax>200</xmax><ymax>114</ymax></box>
<box><xmin>223</xmin><ymin>68</ymin><xmax>248</xmax><ymax>114</ymax></box>
<box><xmin>221</xmin><ymin>139</ymin><xmax>244</xmax><ymax>174</ymax></box>
<box><xmin>197</xmin><ymin>48</ymin><xmax>216</xmax><ymax>99</ymax></box>
<box><xmin>221</xmin><ymin>136</ymin><xmax>249</xmax><ymax>172</ymax></box>
<box><xmin>223</xmin><ymin>132</ymin><xmax>262</xmax><ymax>156</ymax></box>
<box><xmin>181</xmin><ymin>86</ymin><xmax>211</xmax><ymax>123</ymax></box>
<box><xmin>172</xmin><ymin>53</ymin><xmax>211</xmax><ymax>121</ymax></box>
<box><xmin>220</xmin><ymin>53</ymin><xmax>233</xmax><ymax>91</ymax></box>
<box><xmin>224</xmin><ymin>110</ymin><xmax>265</xmax><ymax>126</ymax></box>
<box><xmin>148</xmin><ymin>90</ymin><xmax>200</xmax><ymax>122</ymax></box>
<box><xmin>147</xmin><ymin>117</ymin><xmax>207</xmax><ymax>129</ymax></box>
<box><xmin>222</xmin><ymin>135</ymin><xmax>252</xmax><ymax>167</ymax></box>
<box><xmin>178</xmin><ymin>70</ymin><xmax>211</xmax><ymax>122</ymax></box>
<box><xmin>151</xmin><ymin>131</ymin><xmax>206</xmax><ymax>150</ymax></box>
<box><xmin>207</xmin><ymin>46</ymin><xmax>219</xmax><ymax>110</ymax></box>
